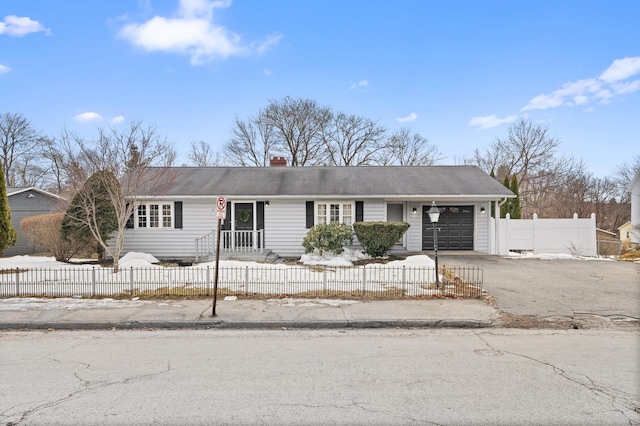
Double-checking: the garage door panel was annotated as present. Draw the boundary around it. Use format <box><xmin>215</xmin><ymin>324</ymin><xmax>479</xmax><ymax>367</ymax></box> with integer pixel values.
<box><xmin>422</xmin><ymin>205</ymin><xmax>474</xmax><ymax>251</ymax></box>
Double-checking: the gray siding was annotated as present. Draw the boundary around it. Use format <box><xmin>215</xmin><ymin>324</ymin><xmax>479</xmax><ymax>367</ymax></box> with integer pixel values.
<box><xmin>118</xmin><ymin>199</ymin><xmax>216</xmax><ymax>259</ymax></box>
<box><xmin>4</xmin><ymin>190</ymin><xmax>61</xmax><ymax>257</ymax></box>
<box><xmin>406</xmin><ymin>202</ymin><xmax>423</xmax><ymax>252</ymax></box>
<box><xmin>475</xmin><ymin>202</ymin><xmax>491</xmax><ymax>252</ymax></box>
<box><xmin>264</xmin><ymin>200</ymin><xmax>308</xmax><ymax>257</ymax></box>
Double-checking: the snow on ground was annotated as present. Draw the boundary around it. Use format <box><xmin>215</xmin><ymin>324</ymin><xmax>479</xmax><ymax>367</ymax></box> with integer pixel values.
<box><xmin>0</xmin><ymin>297</ymin><xmax>150</xmax><ymax>311</ymax></box>
<box><xmin>267</xmin><ymin>298</ymin><xmax>360</xmax><ymax>307</ymax></box>
<box><xmin>506</xmin><ymin>251</ymin><xmax>614</xmax><ymax>261</ymax></box>
<box><xmin>119</xmin><ymin>251</ymin><xmax>161</xmax><ymax>268</ymax></box>
<box><xmin>299</xmin><ymin>248</ymin><xmax>370</xmax><ymax>266</ymax></box>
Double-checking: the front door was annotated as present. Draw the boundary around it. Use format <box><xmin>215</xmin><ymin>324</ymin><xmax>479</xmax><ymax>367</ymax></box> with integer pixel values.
<box><xmin>387</xmin><ymin>204</ymin><xmax>404</xmax><ymax>246</ymax></box>
<box><xmin>234</xmin><ymin>203</ymin><xmax>254</xmax><ymax>247</ymax></box>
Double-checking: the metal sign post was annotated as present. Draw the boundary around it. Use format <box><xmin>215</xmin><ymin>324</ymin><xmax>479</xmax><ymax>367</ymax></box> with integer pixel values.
<box><xmin>212</xmin><ymin>196</ymin><xmax>226</xmax><ymax>317</ymax></box>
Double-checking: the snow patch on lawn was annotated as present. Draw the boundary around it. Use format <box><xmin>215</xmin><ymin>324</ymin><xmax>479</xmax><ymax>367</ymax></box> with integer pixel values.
<box><xmin>506</xmin><ymin>251</ymin><xmax>613</xmax><ymax>261</ymax></box>
<box><xmin>299</xmin><ymin>248</ymin><xmax>370</xmax><ymax>266</ymax></box>
<box><xmin>119</xmin><ymin>252</ymin><xmax>161</xmax><ymax>268</ymax></box>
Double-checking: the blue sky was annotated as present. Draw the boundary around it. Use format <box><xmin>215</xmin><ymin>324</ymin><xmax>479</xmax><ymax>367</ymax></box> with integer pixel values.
<box><xmin>1</xmin><ymin>0</ymin><xmax>638</xmax><ymax>177</ymax></box>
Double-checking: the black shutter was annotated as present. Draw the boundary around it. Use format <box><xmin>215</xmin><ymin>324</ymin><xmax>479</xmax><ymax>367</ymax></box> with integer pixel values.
<box><xmin>306</xmin><ymin>201</ymin><xmax>314</xmax><ymax>228</ymax></box>
<box><xmin>174</xmin><ymin>201</ymin><xmax>183</xmax><ymax>229</ymax></box>
<box><xmin>125</xmin><ymin>203</ymin><xmax>134</xmax><ymax>229</ymax></box>
<box><xmin>257</xmin><ymin>202</ymin><xmax>265</xmax><ymax>230</ymax></box>
<box><xmin>222</xmin><ymin>201</ymin><xmax>231</xmax><ymax>230</ymax></box>
<box><xmin>355</xmin><ymin>201</ymin><xmax>364</xmax><ymax>222</ymax></box>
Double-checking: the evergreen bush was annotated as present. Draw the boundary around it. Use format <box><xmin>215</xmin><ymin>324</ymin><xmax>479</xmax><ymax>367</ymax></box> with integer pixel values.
<box><xmin>302</xmin><ymin>222</ymin><xmax>354</xmax><ymax>255</ymax></box>
<box><xmin>353</xmin><ymin>221</ymin><xmax>410</xmax><ymax>257</ymax></box>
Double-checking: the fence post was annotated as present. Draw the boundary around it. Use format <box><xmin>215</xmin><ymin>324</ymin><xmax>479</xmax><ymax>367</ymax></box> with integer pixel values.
<box><xmin>206</xmin><ymin>266</ymin><xmax>211</xmax><ymax>296</ymax></box>
<box><xmin>532</xmin><ymin>213</ymin><xmax>538</xmax><ymax>254</ymax></box>
<box><xmin>15</xmin><ymin>268</ymin><xmax>19</xmax><ymax>297</ymax></box>
<box><xmin>362</xmin><ymin>266</ymin><xmax>366</xmax><ymax>296</ymax></box>
<box><xmin>401</xmin><ymin>266</ymin><xmax>406</xmax><ymax>297</ymax></box>
<box><xmin>245</xmin><ymin>266</ymin><xmax>249</xmax><ymax>295</ymax></box>
<box><xmin>323</xmin><ymin>267</ymin><xmax>327</xmax><ymax>295</ymax></box>
<box><xmin>129</xmin><ymin>267</ymin><xmax>134</xmax><ymax>294</ymax></box>
<box><xmin>92</xmin><ymin>267</ymin><xmax>96</xmax><ymax>297</ymax></box>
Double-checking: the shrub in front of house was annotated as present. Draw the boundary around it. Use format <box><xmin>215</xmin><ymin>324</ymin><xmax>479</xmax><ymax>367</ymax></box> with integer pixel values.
<box><xmin>353</xmin><ymin>221</ymin><xmax>410</xmax><ymax>257</ymax></box>
<box><xmin>302</xmin><ymin>222</ymin><xmax>354</xmax><ymax>255</ymax></box>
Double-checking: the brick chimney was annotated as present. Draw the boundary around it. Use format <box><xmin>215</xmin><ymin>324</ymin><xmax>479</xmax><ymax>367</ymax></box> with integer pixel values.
<box><xmin>270</xmin><ymin>156</ymin><xmax>287</xmax><ymax>167</ymax></box>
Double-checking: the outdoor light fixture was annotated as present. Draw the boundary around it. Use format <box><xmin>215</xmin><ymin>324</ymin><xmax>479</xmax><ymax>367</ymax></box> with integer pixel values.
<box><xmin>265</xmin><ymin>200</ymin><xmax>270</xmax><ymax>206</ymax></box>
<box><xmin>480</xmin><ymin>207</ymin><xmax>486</xmax><ymax>213</ymax></box>
<box><xmin>412</xmin><ymin>207</ymin><xmax>417</xmax><ymax>214</ymax></box>
<box><xmin>427</xmin><ymin>201</ymin><xmax>440</xmax><ymax>290</ymax></box>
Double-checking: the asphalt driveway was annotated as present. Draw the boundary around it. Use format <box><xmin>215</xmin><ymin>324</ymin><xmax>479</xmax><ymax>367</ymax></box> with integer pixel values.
<box><xmin>438</xmin><ymin>254</ymin><xmax>640</xmax><ymax>325</ymax></box>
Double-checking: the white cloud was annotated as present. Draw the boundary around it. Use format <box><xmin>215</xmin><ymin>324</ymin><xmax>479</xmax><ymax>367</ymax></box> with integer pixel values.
<box><xmin>468</xmin><ymin>114</ymin><xmax>517</xmax><ymax>130</ymax></box>
<box><xmin>0</xmin><ymin>15</ymin><xmax>50</xmax><ymax>37</ymax></box>
<box><xmin>599</xmin><ymin>56</ymin><xmax>640</xmax><ymax>83</ymax></box>
<box><xmin>110</xmin><ymin>115</ymin><xmax>125</xmax><ymax>124</ymax></box>
<box><xmin>349</xmin><ymin>79</ymin><xmax>368</xmax><ymax>90</ymax></box>
<box><xmin>118</xmin><ymin>0</ymin><xmax>280</xmax><ymax>65</ymax></box>
<box><xmin>396</xmin><ymin>112</ymin><xmax>418</xmax><ymax>123</ymax></box>
<box><xmin>0</xmin><ymin>64</ymin><xmax>11</xmax><ymax>74</ymax></box>
<box><xmin>74</xmin><ymin>112</ymin><xmax>103</xmax><ymax>123</ymax></box>
<box><xmin>521</xmin><ymin>56</ymin><xmax>640</xmax><ymax>112</ymax></box>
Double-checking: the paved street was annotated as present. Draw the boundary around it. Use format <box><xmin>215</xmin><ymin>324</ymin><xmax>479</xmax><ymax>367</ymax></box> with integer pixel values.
<box><xmin>440</xmin><ymin>255</ymin><xmax>640</xmax><ymax>327</ymax></box>
<box><xmin>1</xmin><ymin>328</ymin><xmax>638</xmax><ymax>425</ymax></box>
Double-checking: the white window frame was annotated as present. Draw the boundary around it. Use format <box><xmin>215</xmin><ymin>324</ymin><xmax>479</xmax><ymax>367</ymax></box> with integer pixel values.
<box><xmin>136</xmin><ymin>202</ymin><xmax>173</xmax><ymax>229</ymax></box>
<box><xmin>315</xmin><ymin>202</ymin><xmax>354</xmax><ymax>226</ymax></box>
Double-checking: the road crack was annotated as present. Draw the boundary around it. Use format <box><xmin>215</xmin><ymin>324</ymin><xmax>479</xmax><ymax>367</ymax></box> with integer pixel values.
<box><xmin>473</xmin><ymin>331</ymin><xmax>640</xmax><ymax>424</ymax></box>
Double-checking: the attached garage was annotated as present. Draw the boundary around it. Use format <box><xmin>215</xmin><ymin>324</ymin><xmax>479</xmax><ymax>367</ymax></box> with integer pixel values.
<box><xmin>422</xmin><ymin>205</ymin><xmax>474</xmax><ymax>250</ymax></box>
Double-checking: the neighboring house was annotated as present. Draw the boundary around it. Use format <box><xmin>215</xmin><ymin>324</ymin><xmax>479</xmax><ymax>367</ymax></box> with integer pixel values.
<box><xmin>120</xmin><ymin>163</ymin><xmax>514</xmax><ymax>260</ymax></box>
<box><xmin>617</xmin><ymin>221</ymin><xmax>632</xmax><ymax>245</ymax></box>
<box><xmin>629</xmin><ymin>169</ymin><xmax>640</xmax><ymax>244</ymax></box>
<box><xmin>4</xmin><ymin>187</ymin><xmax>65</xmax><ymax>257</ymax></box>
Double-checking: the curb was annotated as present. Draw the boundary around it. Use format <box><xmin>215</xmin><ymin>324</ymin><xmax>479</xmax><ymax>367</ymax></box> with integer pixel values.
<box><xmin>0</xmin><ymin>319</ymin><xmax>494</xmax><ymax>331</ymax></box>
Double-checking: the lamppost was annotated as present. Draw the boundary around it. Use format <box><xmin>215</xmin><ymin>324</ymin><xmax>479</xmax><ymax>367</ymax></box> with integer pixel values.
<box><xmin>427</xmin><ymin>201</ymin><xmax>440</xmax><ymax>290</ymax></box>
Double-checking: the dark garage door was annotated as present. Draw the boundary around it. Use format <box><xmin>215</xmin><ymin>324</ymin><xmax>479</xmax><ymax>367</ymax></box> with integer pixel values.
<box><xmin>422</xmin><ymin>206</ymin><xmax>474</xmax><ymax>250</ymax></box>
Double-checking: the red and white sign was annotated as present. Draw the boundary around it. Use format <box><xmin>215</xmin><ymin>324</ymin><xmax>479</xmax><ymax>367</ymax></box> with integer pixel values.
<box><xmin>216</xmin><ymin>196</ymin><xmax>227</xmax><ymax>220</ymax></box>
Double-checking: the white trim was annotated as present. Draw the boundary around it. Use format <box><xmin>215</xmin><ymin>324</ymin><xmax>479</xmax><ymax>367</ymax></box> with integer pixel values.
<box><xmin>7</xmin><ymin>186</ymin><xmax>65</xmax><ymax>200</ymax></box>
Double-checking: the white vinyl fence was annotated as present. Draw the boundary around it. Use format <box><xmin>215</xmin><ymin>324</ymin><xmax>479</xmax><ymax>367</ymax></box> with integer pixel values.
<box><xmin>492</xmin><ymin>213</ymin><xmax>597</xmax><ymax>256</ymax></box>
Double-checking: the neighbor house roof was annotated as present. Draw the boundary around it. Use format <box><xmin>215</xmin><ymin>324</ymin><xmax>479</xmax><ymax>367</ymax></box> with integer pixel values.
<box><xmin>141</xmin><ymin>165</ymin><xmax>514</xmax><ymax>200</ymax></box>
<box><xmin>6</xmin><ymin>186</ymin><xmax>65</xmax><ymax>200</ymax></box>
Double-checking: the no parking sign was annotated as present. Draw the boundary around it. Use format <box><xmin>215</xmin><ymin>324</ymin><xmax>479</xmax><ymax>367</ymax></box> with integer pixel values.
<box><xmin>216</xmin><ymin>196</ymin><xmax>226</xmax><ymax>220</ymax></box>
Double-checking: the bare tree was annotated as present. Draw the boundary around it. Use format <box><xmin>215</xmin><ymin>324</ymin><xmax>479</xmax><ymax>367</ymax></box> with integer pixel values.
<box><xmin>0</xmin><ymin>112</ymin><xmax>42</xmax><ymax>186</ymax></box>
<box><xmin>61</xmin><ymin>121</ymin><xmax>175</xmax><ymax>271</ymax></box>
<box><xmin>224</xmin><ymin>114</ymin><xmax>275</xmax><ymax>166</ymax></box>
<box><xmin>264</xmin><ymin>97</ymin><xmax>332</xmax><ymax>166</ymax></box>
<box><xmin>382</xmin><ymin>128</ymin><xmax>443</xmax><ymax>166</ymax></box>
<box><xmin>612</xmin><ymin>154</ymin><xmax>640</xmax><ymax>203</ymax></box>
<box><xmin>188</xmin><ymin>140</ymin><xmax>222</xmax><ymax>167</ymax></box>
<box><xmin>323</xmin><ymin>113</ymin><xmax>387</xmax><ymax>166</ymax></box>
<box><xmin>471</xmin><ymin>118</ymin><xmax>574</xmax><ymax>217</ymax></box>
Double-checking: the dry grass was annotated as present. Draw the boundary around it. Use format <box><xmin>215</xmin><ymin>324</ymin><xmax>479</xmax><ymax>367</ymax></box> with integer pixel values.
<box><xmin>621</xmin><ymin>250</ymin><xmax>640</xmax><ymax>262</ymax></box>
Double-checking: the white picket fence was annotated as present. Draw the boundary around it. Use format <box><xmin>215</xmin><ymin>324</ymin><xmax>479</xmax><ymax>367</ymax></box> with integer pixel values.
<box><xmin>492</xmin><ymin>213</ymin><xmax>597</xmax><ymax>256</ymax></box>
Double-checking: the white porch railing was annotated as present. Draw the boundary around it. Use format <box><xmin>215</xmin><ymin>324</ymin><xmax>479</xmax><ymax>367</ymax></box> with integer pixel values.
<box><xmin>195</xmin><ymin>230</ymin><xmax>265</xmax><ymax>261</ymax></box>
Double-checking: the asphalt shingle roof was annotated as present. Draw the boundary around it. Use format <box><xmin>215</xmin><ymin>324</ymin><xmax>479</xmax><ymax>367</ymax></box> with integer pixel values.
<box><xmin>144</xmin><ymin>165</ymin><xmax>514</xmax><ymax>199</ymax></box>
